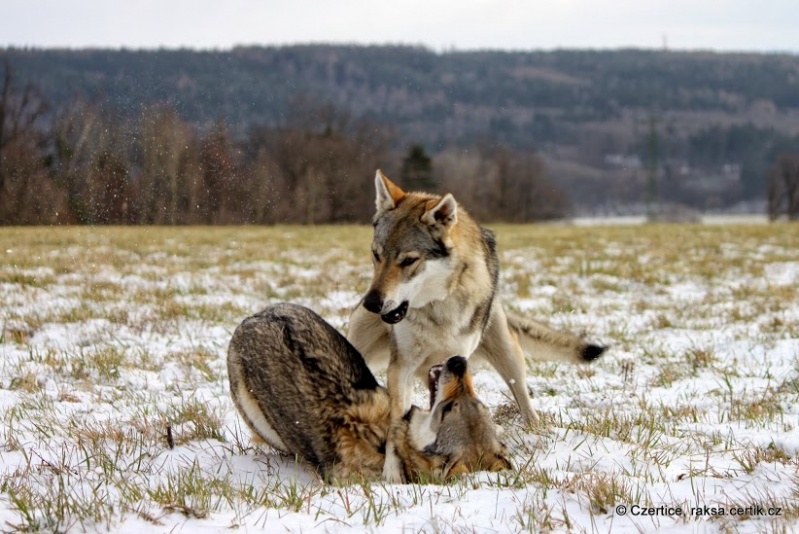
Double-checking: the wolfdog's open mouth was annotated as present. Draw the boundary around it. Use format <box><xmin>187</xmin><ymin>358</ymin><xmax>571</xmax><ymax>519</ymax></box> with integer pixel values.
<box><xmin>428</xmin><ymin>364</ymin><xmax>443</xmax><ymax>409</ymax></box>
<box><xmin>380</xmin><ymin>301</ymin><xmax>408</xmax><ymax>324</ymax></box>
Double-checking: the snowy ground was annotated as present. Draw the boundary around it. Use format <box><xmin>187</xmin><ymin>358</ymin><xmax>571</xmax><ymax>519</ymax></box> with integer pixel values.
<box><xmin>1</xmin><ymin>223</ymin><xmax>797</xmax><ymax>533</ymax></box>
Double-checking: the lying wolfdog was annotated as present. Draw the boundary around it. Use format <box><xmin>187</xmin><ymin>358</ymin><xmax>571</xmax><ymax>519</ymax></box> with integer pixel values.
<box><xmin>227</xmin><ymin>303</ymin><xmax>511</xmax><ymax>483</ymax></box>
<box><xmin>347</xmin><ymin>171</ymin><xmax>606</xmax><ymax>481</ymax></box>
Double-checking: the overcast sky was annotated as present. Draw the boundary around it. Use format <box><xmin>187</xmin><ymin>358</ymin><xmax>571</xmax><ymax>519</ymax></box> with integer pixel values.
<box><xmin>2</xmin><ymin>0</ymin><xmax>798</xmax><ymax>53</ymax></box>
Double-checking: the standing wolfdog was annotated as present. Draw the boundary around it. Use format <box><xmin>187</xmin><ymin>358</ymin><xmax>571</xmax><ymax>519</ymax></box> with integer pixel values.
<box><xmin>347</xmin><ymin>171</ymin><xmax>605</xmax><ymax>481</ymax></box>
<box><xmin>228</xmin><ymin>303</ymin><xmax>511</xmax><ymax>483</ymax></box>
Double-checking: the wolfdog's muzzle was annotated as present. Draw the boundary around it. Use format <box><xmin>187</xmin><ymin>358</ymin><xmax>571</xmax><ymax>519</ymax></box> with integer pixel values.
<box><xmin>363</xmin><ymin>291</ymin><xmax>408</xmax><ymax>324</ymax></box>
<box><xmin>428</xmin><ymin>356</ymin><xmax>468</xmax><ymax>409</ymax></box>
<box><xmin>380</xmin><ymin>301</ymin><xmax>408</xmax><ymax>324</ymax></box>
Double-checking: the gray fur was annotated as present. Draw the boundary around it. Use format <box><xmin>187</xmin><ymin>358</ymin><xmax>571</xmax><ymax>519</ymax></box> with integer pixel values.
<box><xmin>228</xmin><ymin>303</ymin><xmax>382</xmax><ymax>473</ymax></box>
<box><xmin>348</xmin><ymin>171</ymin><xmax>607</xmax><ymax>451</ymax></box>
<box><xmin>228</xmin><ymin>303</ymin><xmax>511</xmax><ymax>483</ymax></box>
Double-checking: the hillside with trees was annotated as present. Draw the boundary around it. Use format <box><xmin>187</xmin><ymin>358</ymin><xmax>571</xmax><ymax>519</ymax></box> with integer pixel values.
<box><xmin>2</xmin><ymin>45</ymin><xmax>799</xmax><ymax>223</ymax></box>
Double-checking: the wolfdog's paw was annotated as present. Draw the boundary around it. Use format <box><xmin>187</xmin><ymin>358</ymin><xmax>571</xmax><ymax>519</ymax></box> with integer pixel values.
<box><xmin>382</xmin><ymin>448</ymin><xmax>404</xmax><ymax>483</ymax></box>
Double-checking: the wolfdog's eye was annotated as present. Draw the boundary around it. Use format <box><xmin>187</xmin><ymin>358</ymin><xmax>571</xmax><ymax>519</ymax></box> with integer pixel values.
<box><xmin>372</xmin><ymin>250</ymin><xmax>381</xmax><ymax>262</ymax></box>
<box><xmin>399</xmin><ymin>256</ymin><xmax>418</xmax><ymax>268</ymax></box>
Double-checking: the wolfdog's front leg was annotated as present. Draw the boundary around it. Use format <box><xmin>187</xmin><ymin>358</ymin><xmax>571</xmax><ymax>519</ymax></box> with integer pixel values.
<box><xmin>382</xmin><ymin>355</ymin><xmax>416</xmax><ymax>483</ymax></box>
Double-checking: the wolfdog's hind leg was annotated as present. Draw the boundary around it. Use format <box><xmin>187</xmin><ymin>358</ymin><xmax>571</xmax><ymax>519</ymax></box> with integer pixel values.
<box><xmin>478</xmin><ymin>308</ymin><xmax>540</xmax><ymax>426</ymax></box>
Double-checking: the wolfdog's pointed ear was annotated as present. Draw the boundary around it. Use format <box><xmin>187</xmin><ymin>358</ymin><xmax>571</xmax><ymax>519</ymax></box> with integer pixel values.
<box><xmin>375</xmin><ymin>170</ymin><xmax>405</xmax><ymax>213</ymax></box>
<box><xmin>422</xmin><ymin>193</ymin><xmax>458</xmax><ymax>228</ymax></box>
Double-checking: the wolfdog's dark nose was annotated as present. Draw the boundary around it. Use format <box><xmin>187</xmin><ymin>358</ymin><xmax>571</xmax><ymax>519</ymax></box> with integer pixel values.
<box><xmin>446</xmin><ymin>356</ymin><xmax>467</xmax><ymax>377</ymax></box>
<box><xmin>363</xmin><ymin>291</ymin><xmax>383</xmax><ymax>314</ymax></box>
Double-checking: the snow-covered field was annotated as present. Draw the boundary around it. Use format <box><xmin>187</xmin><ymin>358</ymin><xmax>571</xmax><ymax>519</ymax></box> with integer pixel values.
<box><xmin>1</xmin><ymin>223</ymin><xmax>797</xmax><ymax>533</ymax></box>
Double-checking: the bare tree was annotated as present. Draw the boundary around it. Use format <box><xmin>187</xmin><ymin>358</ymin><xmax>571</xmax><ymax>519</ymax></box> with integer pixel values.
<box><xmin>0</xmin><ymin>59</ymin><xmax>63</xmax><ymax>224</ymax></box>
<box><xmin>767</xmin><ymin>153</ymin><xmax>799</xmax><ymax>221</ymax></box>
<box><xmin>50</xmin><ymin>102</ymin><xmax>124</xmax><ymax>223</ymax></box>
<box><xmin>435</xmin><ymin>145</ymin><xmax>570</xmax><ymax>222</ymax></box>
<box><xmin>198</xmin><ymin>120</ymin><xmax>238</xmax><ymax>223</ymax></box>
<box><xmin>243</xmin><ymin>148</ymin><xmax>284</xmax><ymax>224</ymax></box>
<box><xmin>0</xmin><ymin>59</ymin><xmax>49</xmax><ymax>192</ymax></box>
<box><xmin>263</xmin><ymin>102</ymin><xmax>389</xmax><ymax>224</ymax></box>
<box><xmin>136</xmin><ymin>106</ymin><xmax>198</xmax><ymax>224</ymax></box>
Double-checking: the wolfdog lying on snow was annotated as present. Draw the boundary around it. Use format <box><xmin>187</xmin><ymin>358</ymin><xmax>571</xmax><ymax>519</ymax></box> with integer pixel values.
<box><xmin>228</xmin><ymin>303</ymin><xmax>511</xmax><ymax>483</ymax></box>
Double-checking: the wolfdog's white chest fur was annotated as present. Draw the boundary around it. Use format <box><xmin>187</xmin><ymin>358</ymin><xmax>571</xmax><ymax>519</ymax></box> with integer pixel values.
<box><xmin>393</xmin><ymin>300</ymin><xmax>483</xmax><ymax>368</ymax></box>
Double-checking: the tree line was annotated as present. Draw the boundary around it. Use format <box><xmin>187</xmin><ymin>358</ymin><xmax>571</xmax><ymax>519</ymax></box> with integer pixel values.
<box><xmin>0</xmin><ymin>63</ymin><xmax>569</xmax><ymax>225</ymax></box>
<box><xmin>9</xmin><ymin>46</ymin><xmax>799</xmax><ymax>134</ymax></box>
<box><xmin>6</xmin><ymin>46</ymin><xmax>799</xmax><ymax>214</ymax></box>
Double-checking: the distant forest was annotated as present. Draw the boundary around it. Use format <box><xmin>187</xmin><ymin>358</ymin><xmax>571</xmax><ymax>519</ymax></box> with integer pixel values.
<box><xmin>2</xmin><ymin>45</ymin><xmax>799</xmax><ymax>224</ymax></box>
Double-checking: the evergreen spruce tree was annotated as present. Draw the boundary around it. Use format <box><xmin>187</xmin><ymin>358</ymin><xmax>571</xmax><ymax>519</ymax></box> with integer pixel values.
<box><xmin>400</xmin><ymin>144</ymin><xmax>434</xmax><ymax>191</ymax></box>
